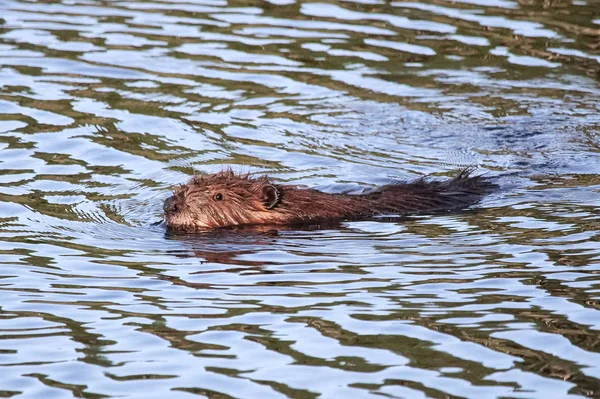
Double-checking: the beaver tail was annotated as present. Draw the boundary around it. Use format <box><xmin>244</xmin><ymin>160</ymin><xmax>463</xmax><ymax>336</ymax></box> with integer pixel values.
<box><xmin>367</xmin><ymin>169</ymin><xmax>496</xmax><ymax>215</ymax></box>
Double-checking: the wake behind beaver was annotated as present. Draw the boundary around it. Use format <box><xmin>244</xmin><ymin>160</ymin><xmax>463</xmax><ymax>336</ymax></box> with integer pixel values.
<box><xmin>163</xmin><ymin>169</ymin><xmax>496</xmax><ymax>231</ymax></box>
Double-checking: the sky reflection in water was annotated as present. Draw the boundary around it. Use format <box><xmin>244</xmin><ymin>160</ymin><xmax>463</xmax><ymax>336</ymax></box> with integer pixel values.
<box><xmin>0</xmin><ymin>0</ymin><xmax>600</xmax><ymax>398</ymax></box>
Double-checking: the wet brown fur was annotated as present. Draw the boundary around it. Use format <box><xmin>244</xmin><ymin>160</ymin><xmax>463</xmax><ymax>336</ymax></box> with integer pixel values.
<box><xmin>164</xmin><ymin>169</ymin><xmax>495</xmax><ymax>231</ymax></box>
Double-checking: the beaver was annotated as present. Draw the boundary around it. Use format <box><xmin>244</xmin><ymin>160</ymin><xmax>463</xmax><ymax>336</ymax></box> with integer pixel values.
<box><xmin>163</xmin><ymin>169</ymin><xmax>495</xmax><ymax>231</ymax></box>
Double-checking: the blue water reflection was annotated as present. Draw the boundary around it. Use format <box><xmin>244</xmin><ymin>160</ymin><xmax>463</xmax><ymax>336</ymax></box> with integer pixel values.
<box><xmin>1</xmin><ymin>0</ymin><xmax>600</xmax><ymax>397</ymax></box>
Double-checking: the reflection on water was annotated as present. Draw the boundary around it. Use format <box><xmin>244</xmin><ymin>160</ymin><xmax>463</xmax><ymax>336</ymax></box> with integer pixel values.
<box><xmin>1</xmin><ymin>0</ymin><xmax>600</xmax><ymax>397</ymax></box>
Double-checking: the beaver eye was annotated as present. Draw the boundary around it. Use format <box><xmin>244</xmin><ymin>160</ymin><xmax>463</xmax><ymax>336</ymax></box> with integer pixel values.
<box><xmin>214</xmin><ymin>193</ymin><xmax>223</xmax><ymax>201</ymax></box>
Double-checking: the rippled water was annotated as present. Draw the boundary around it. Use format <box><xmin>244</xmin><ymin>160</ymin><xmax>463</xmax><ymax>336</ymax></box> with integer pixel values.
<box><xmin>1</xmin><ymin>0</ymin><xmax>600</xmax><ymax>397</ymax></box>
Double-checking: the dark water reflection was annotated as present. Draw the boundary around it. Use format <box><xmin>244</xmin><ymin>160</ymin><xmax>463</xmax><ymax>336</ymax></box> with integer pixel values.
<box><xmin>1</xmin><ymin>0</ymin><xmax>600</xmax><ymax>397</ymax></box>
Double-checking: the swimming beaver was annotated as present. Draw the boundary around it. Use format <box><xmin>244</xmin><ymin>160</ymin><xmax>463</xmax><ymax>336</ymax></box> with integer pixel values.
<box><xmin>163</xmin><ymin>169</ymin><xmax>495</xmax><ymax>231</ymax></box>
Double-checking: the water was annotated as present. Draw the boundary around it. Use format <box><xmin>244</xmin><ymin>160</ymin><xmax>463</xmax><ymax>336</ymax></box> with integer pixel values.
<box><xmin>1</xmin><ymin>0</ymin><xmax>600</xmax><ymax>397</ymax></box>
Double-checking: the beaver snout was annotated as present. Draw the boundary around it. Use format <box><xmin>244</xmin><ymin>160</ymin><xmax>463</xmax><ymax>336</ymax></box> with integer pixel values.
<box><xmin>163</xmin><ymin>196</ymin><xmax>181</xmax><ymax>214</ymax></box>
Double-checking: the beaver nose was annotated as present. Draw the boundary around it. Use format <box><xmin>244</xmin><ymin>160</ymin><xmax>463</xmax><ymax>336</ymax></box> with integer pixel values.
<box><xmin>163</xmin><ymin>197</ymin><xmax>180</xmax><ymax>214</ymax></box>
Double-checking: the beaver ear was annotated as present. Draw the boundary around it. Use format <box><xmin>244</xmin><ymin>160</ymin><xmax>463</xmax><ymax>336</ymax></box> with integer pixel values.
<box><xmin>261</xmin><ymin>184</ymin><xmax>282</xmax><ymax>210</ymax></box>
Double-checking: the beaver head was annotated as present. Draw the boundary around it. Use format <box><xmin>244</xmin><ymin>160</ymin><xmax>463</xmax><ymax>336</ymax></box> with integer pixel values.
<box><xmin>164</xmin><ymin>171</ymin><xmax>283</xmax><ymax>231</ymax></box>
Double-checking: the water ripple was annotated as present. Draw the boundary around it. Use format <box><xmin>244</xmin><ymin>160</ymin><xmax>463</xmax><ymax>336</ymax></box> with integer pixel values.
<box><xmin>1</xmin><ymin>0</ymin><xmax>600</xmax><ymax>398</ymax></box>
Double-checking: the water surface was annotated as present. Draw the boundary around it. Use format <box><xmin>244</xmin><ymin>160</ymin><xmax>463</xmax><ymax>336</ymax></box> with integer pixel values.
<box><xmin>1</xmin><ymin>0</ymin><xmax>600</xmax><ymax>398</ymax></box>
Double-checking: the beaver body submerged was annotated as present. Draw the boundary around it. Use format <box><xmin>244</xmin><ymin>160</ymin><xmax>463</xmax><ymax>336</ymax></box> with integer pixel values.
<box><xmin>163</xmin><ymin>169</ymin><xmax>495</xmax><ymax>231</ymax></box>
